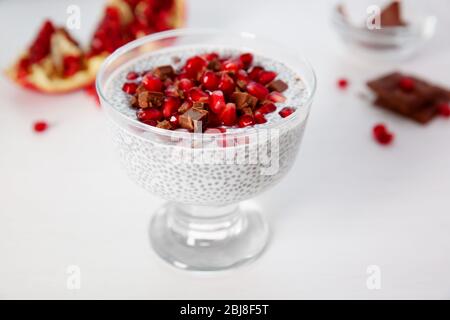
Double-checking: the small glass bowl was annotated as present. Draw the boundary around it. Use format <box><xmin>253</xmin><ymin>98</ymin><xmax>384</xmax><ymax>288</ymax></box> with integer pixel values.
<box><xmin>332</xmin><ymin>0</ymin><xmax>437</xmax><ymax>60</ymax></box>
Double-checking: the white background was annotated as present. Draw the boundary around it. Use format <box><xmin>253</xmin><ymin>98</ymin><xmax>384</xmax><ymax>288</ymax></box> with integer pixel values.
<box><xmin>1</xmin><ymin>0</ymin><xmax>450</xmax><ymax>299</ymax></box>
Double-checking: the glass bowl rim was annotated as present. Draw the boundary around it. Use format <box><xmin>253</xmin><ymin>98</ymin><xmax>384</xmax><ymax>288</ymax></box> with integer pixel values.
<box><xmin>96</xmin><ymin>28</ymin><xmax>317</xmax><ymax>139</ymax></box>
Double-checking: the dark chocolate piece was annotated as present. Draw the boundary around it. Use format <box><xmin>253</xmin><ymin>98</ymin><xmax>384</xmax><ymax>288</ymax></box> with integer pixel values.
<box><xmin>179</xmin><ymin>108</ymin><xmax>208</xmax><ymax>131</ymax></box>
<box><xmin>367</xmin><ymin>72</ymin><xmax>450</xmax><ymax>124</ymax></box>
<box><xmin>178</xmin><ymin>101</ymin><xmax>192</xmax><ymax>113</ymax></box>
<box><xmin>154</xmin><ymin>65</ymin><xmax>174</xmax><ymax>80</ymax></box>
<box><xmin>156</xmin><ymin>120</ymin><xmax>171</xmax><ymax>129</ymax></box>
<box><xmin>241</xmin><ymin>107</ymin><xmax>253</xmax><ymax>116</ymax></box>
<box><xmin>208</xmin><ymin>59</ymin><xmax>222</xmax><ymax>71</ymax></box>
<box><xmin>231</xmin><ymin>92</ymin><xmax>258</xmax><ymax>110</ymax></box>
<box><xmin>377</xmin><ymin>1</ymin><xmax>406</xmax><ymax>27</ymax></box>
<box><xmin>268</xmin><ymin>79</ymin><xmax>288</xmax><ymax>93</ymax></box>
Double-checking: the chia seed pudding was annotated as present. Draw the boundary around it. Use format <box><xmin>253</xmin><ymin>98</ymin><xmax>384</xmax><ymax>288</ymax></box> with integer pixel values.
<box><xmin>103</xmin><ymin>47</ymin><xmax>312</xmax><ymax>205</ymax></box>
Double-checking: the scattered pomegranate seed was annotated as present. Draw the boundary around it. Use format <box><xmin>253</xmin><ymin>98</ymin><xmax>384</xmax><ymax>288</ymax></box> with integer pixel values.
<box><xmin>258</xmin><ymin>71</ymin><xmax>277</xmax><ymax>85</ymax></box>
<box><xmin>258</xmin><ymin>102</ymin><xmax>277</xmax><ymax>114</ymax></box>
<box><xmin>203</xmin><ymin>52</ymin><xmax>219</xmax><ymax>61</ymax></box>
<box><xmin>437</xmin><ymin>103</ymin><xmax>450</xmax><ymax>118</ymax></box>
<box><xmin>137</xmin><ymin>108</ymin><xmax>162</xmax><ymax>122</ymax></box>
<box><xmin>201</xmin><ymin>71</ymin><xmax>220</xmax><ymax>91</ymax></box>
<box><xmin>126</xmin><ymin>71</ymin><xmax>139</xmax><ymax>80</ymax></box>
<box><xmin>142</xmin><ymin>74</ymin><xmax>163</xmax><ymax>92</ymax></box>
<box><xmin>209</xmin><ymin>90</ymin><xmax>226</xmax><ymax>114</ymax></box>
<box><xmin>337</xmin><ymin>78</ymin><xmax>349</xmax><ymax>90</ymax></box>
<box><xmin>218</xmin><ymin>73</ymin><xmax>235</xmax><ymax>96</ymax></box>
<box><xmin>254</xmin><ymin>111</ymin><xmax>267</xmax><ymax>124</ymax></box>
<box><xmin>239</xmin><ymin>53</ymin><xmax>253</xmax><ymax>69</ymax></box>
<box><xmin>279</xmin><ymin>107</ymin><xmax>295</xmax><ymax>118</ymax></box>
<box><xmin>162</xmin><ymin>96</ymin><xmax>181</xmax><ymax>118</ymax></box>
<box><xmin>399</xmin><ymin>77</ymin><xmax>415</xmax><ymax>92</ymax></box>
<box><xmin>220</xmin><ymin>103</ymin><xmax>237</xmax><ymax>126</ymax></box>
<box><xmin>188</xmin><ymin>87</ymin><xmax>209</xmax><ymax>103</ymax></box>
<box><xmin>246</xmin><ymin>81</ymin><xmax>269</xmax><ymax>100</ymax></box>
<box><xmin>33</xmin><ymin>121</ymin><xmax>48</xmax><ymax>133</ymax></box>
<box><xmin>236</xmin><ymin>70</ymin><xmax>250</xmax><ymax>87</ymax></box>
<box><xmin>372</xmin><ymin>123</ymin><xmax>394</xmax><ymax>145</ymax></box>
<box><xmin>238</xmin><ymin>114</ymin><xmax>255</xmax><ymax>128</ymax></box>
<box><xmin>248</xmin><ymin>66</ymin><xmax>263</xmax><ymax>81</ymax></box>
<box><xmin>221</xmin><ymin>59</ymin><xmax>242</xmax><ymax>73</ymax></box>
<box><xmin>184</xmin><ymin>56</ymin><xmax>207</xmax><ymax>79</ymax></box>
<box><xmin>122</xmin><ymin>82</ymin><xmax>138</xmax><ymax>94</ymax></box>
<box><xmin>178</xmin><ymin>78</ymin><xmax>194</xmax><ymax>92</ymax></box>
<box><xmin>267</xmin><ymin>91</ymin><xmax>287</xmax><ymax>103</ymax></box>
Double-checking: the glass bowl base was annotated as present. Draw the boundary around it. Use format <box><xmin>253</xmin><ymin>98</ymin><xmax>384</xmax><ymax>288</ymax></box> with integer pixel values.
<box><xmin>149</xmin><ymin>202</ymin><xmax>270</xmax><ymax>271</ymax></box>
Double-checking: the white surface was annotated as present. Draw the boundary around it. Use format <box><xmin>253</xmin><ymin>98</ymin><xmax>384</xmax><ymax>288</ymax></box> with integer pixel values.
<box><xmin>1</xmin><ymin>0</ymin><xmax>450</xmax><ymax>299</ymax></box>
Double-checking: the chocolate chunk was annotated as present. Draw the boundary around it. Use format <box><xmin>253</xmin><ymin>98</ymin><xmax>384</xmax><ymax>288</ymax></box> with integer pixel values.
<box><xmin>154</xmin><ymin>65</ymin><xmax>174</xmax><ymax>80</ymax></box>
<box><xmin>192</xmin><ymin>102</ymin><xmax>205</xmax><ymax>110</ymax></box>
<box><xmin>178</xmin><ymin>101</ymin><xmax>192</xmax><ymax>113</ymax></box>
<box><xmin>156</xmin><ymin>120</ymin><xmax>171</xmax><ymax>129</ymax></box>
<box><xmin>231</xmin><ymin>92</ymin><xmax>258</xmax><ymax>110</ymax></box>
<box><xmin>179</xmin><ymin>108</ymin><xmax>208</xmax><ymax>131</ymax></box>
<box><xmin>208</xmin><ymin>59</ymin><xmax>222</xmax><ymax>71</ymax></box>
<box><xmin>367</xmin><ymin>72</ymin><xmax>450</xmax><ymax>124</ymax></box>
<box><xmin>375</xmin><ymin>1</ymin><xmax>407</xmax><ymax>27</ymax></box>
<box><xmin>147</xmin><ymin>91</ymin><xmax>164</xmax><ymax>108</ymax></box>
<box><xmin>138</xmin><ymin>91</ymin><xmax>150</xmax><ymax>108</ymax></box>
<box><xmin>241</xmin><ymin>107</ymin><xmax>253</xmax><ymax>116</ymax></box>
<box><xmin>268</xmin><ymin>80</ymin><xmax>288</xmax><ymax>93</ymax></box>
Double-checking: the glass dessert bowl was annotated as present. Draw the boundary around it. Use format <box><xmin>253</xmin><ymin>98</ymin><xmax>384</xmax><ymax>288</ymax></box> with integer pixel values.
<box><xmin>96</xmin><ymin>29</ymin><xmax>316</xmax><ymax>271</ymax></box>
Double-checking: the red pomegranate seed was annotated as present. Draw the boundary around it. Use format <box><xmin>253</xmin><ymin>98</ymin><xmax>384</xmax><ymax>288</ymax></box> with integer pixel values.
<box><xmin>188</xmin><ymin>87</ymin><xmax>209</xmax><ymax>103</ymax></box>
<box><xmin>246</xmin><ymin>81</ymin><xmax>269</xmax><ymax>100</ymax></box>
<box><xmin>220</xmin><ymin>103</ymin><xmax>237</xmax><ymax>126</ymax></box>
<box><xmin>122</xmin><ymin>82</ymin><xmax>138</xmax><ymax>94</ymax></box>
<box><xmin>201</xmin><ymin>71</ymin><xmax>220</xmax><ymax>91</ymax></box>
<box><xmin>203</xmin><ymin>52</ymin><xmax>219</xmax><ymax>61</ymax></box>
<box><xmin>218</xmin><ymin>73</ymin><xmax>236</xmax><ymax>96</ymax></box>
<box><xmin>169</xmin><ymin>113</ymin><xmax>180</xmax><ymax>128</ymax></box>
<box><xmin>209</xmin><ymin>90</ymin><xmax>226</xmax><ymax>114</ymax></box>
<box><xmin>184</xmin><ymin>56</ymin><xmax>207</xmax><ymax>79</ymax></box>
<box><xmin>142</xmin><ymin>74</ymin><xmax>163</xmax><ymax>92</ymax></box>
<box><xmin>437</xmin><ymin>103</ymin><xmax>450</xmax><ymax>117</ymax></box>
<box><xmin>164</xmin><ymin>85</ymin><xmax>179</xmax><ymax>97</ymax></box>
<box><xmin>178</xmin><ymin>78</ymin><xmax>194</xmax><ymax>92</ymax></box>
<box><xmin>63</xmin><ymin>56</ymin><xmax>82</xmax><ymax>77</ymax></box>
<box><xmin>126</xmin><ymin>71</ymin><xmax>139</xmax><ymax>80</ymax></box>
<box><xmin>33</xmin><ymin>121</ymin><xmax>48</xmax><ymax>133</ymax></box>
<box><xmin>221</xmin><ymin>59</ymin><xmax>243</xmax><ymax>73</ymax></box>
<box><xmin>337</xmin><ymin>78</ymin><xmax>349</xmax><ymax>89</ymax></box>
<box><xmin>248</xmin><ymin>66</ymin><xmax>264</xmax><ymax>81</ymax></box>
<box><xmin>399</xmin><ymin>77</ymin><xmax>415</xmax><ymax>92</ymax></box>
<box><xmin>372</xmin><ymin>123</ymin><xmax>394</xmax><ymax>145</ymax></box>
<box><xmin>279</xmin><ymin>107</ymin><xmax>295</xmax><ymax>118</ymax></box>
<box><xmin>268</xmin><ymin>91</ymin><xmax>287</xmax><ymax>103</ymax></box>
<box><xmin>29</xmin><ymin>20</ymin><xmax>55</xmax><ymax>63</ymax></box>
<box><xmin>254</xmin><ymin>111</ymin><xmax>267</xmax><ymax>124</ymax></box>
<box><xmin>238</xmin><ymin>114</ymin><xmax>255</xmax><ymax>128</ymax></box>
<box><xmin>137</xmin><ymin>108</ymin><xmax>162</xmax><ymax>122</ymax></box>
<box><xmin>258</xmin><ymin>102</ymin><xmax>277</xmax><ymax>114</ymax></box>
<box><xmin>236</xmin><ymin>70</ymin><xmax>250</xmax><ymax>87</ymax></box>
<box><xmin>258</xmin><ymin>71</ymin><xmax>277</xmax><ymax>85</ymax></box>
<box><xmin>239</xmin><ymin>53</ymin><xmax>253</xmax><ymax>69</ymax></box>
<box><xmin>162</xmin><ymin>96</ymin><xmax>181</xmax><ymax>118</ymax></box>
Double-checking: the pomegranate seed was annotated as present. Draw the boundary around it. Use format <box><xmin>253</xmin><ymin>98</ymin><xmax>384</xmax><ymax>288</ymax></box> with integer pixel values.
<box><xmin>258</xmin><ymin>71</ymin><xmax>277</xmax><ymax>85</ymax></box>
<box><xmin>142</xmin><ymin>74</ymin><xmax>163</xmax><ymax>92</ymax></box>
<box><xmin>221</xmin><ymin>59</ymin><xmax>243</xmax><ymax>73</ymax></box>
<box><xmin>372</xmin><ymin>123</ymin><xmax>394</xmax><ymax>145</ymax></box>
<box><xmin>399</xmin><ymin>77</ymin><xmax>415</xmax><ymax>92</ymax></box>
<box><xmin>33</xmin><ymin>121</ymin><xmax>48</xmax><ymax>133</ymax></box>
<box><xmin>137</xmin><ymin>108</ymin><xmax>162</xmax><ymax>122</ymax></box>
<box><xmin>126</xmin><ymin>71</ymin><xmax>139</xmax><ymax>80</ymax></box>
<box><xmin>239</xmin><ymin>53</ymin><xmax>253</xmax><ymax>69</ymax></box>
<box><xmin>246</xmin><ymin>81</ymin><xmax>269</xmax><ymax>100</ymax></box>
<box><xmin>63</xmin><ymin>56</ymin><xmax>82</xmax><ymax>77</ymax></box>
<box><xmin>164</xmin><ymin>85</ymin><xmax>179</xmax><ymax>97</ymax></box>
<box><xmin>259</xmin><ymin>102</ymin><xmax>277</xmax><ymax>114</ymax></box>
<box><xmin>162</xmin><ymin>96</ymin><xmax>181</xmax><ymax>118</ymax></box>
<box><xmin>248</xmin><ymin>66</ymin><xmax>264</xmax><ymax>81</ymax></box>
<box><xmin>218</xmin><ymin>73</ymin><xmax>235</xmax><ymax>96</ymax></box>
<box><xmin>238</xmin><ymin>114</ymin><xmax>255</xmax><ymax>128</ymax></box>
<box><xmin>209</xmin><ymin>91</ymin><xmax>226</xmax><ymax>114</ymax></box>
<box><xmin>122</xmin><ymin>82</ymin><xmax>138</xmax><ymax>94</ymax></box>
<box><xmin>236</xmin><ymin>70</ymin><xmax>250</xmax><ymax>88</ymax></box>
<box><xmin>188</xmin><ymin>87</ymin><xmax>209</xmax><ymax>103</ymax></box>
<box><xmin>437</xmin><ymin>103</ymin><xmax>450</xmax><ymax>117</ymax></box>
<box><xmin>203</xmin><ymin>52</ymin><xmax>219</xmax><ymax>61</ymax></box>
<box><xmin>268</xmin><ymin>91</ymin><xmax>287</xmax><ymax>103</ymax></box>
<box><xmin>207</xmin><ymin>112</ymin><xmax>222</xmax><ymax>128</ymax></box>
<box><xmin>201</xmin><ymin>71</ymin><xmax>220</xmax><ymax>91</ymax></box>
<box><xmin>169</xmin><ymin>113</ymin><xmax>180</xmax><ymax>128</ymax></box>
<box><xmin>184</xmin><ymin>56</ymin><xmax>207</xmax><ymax>78</ymax></box>
<box><xmin>178</xmin><ymin>78</ymin><xmax>194</xmax><ymax>92</ymax></box>
<box><xmin>220</xmin><ymin>103</ymin><xmax>237</xmax><ymax>126</ymax></box>
<box><xmin>337</xmin><ymin>78</ymin><xmax>349</xmax><ymax>89</ymax></box>
<box><xmin>29</xmin><ymin>20</ymin><xmax>55</xmax><ymax>63</ymax></box>
<box><xmin>254</xmin><ymin>111</ymin><xmax>267</xmax><ymax>124</ymax></box>
<box><xmin>279</xmin><ymin>107</ymin><xmax>295</xmax><ymax>118</ymax></box>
